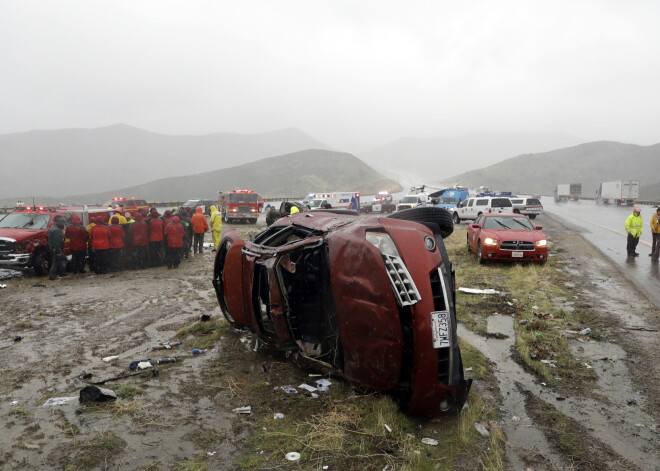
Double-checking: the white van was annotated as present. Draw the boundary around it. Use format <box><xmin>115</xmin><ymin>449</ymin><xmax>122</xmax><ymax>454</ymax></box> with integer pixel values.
<box><xmin>308</xmin><ymin>192</ymin><xmax>361</xmax><ymax>213</ymax></box>
<box><xmin>453</xmin><ymin>196</ymin><xmax>513</xmax><ymax>223</ymax></box>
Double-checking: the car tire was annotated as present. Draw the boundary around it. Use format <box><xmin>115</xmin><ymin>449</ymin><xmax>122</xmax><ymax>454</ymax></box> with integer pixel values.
<box><xmin>250</xmin><ymin>219</ymin><xmax>258</xmax><ymax>224</ymax></box>
<box><xmin>266</xmin><ymin>210</ymin><xmax>282</xmax><ymax>227</ymax></box>
<box><xmin>31</xmin><ymin>248</ymin><xmax>51</xmax><ymax>276</ymax></box>
<box><xmin>529</xmin><ymin>214</ymin><xmax>537</xmax><ymax>220</ymax></box>
<box><xmin>477</xmin><ymin>242</ymin><xmax>485</xmax><ymax>264</ymax></box>
<box><xmin>387</xmin><ymin>207</ymin><xmax>454</xmax><ymax>239</ymax></box>
<box><xmin>453</xmin><ymin>212</ymin><xmax>460</xmax><ymax>225</ymax></box>
<box><xmin>513</xmin><ymin>209</ymin><xmax>520</xmax><ymax>214</ymax></box>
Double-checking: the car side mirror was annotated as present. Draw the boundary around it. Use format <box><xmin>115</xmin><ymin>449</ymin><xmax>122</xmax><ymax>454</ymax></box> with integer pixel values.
<box><xmin>535</xmin><ymin>225</ymin><xmax>543</xmax><ymax>230</ymax></box>
<box><xmin>471</xmin><ymin>224</ymin><xmax>480</xmax><ymax>229</ymax></box>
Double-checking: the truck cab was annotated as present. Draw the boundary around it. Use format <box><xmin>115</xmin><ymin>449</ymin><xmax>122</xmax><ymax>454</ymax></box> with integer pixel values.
<box><xmin>435</xmin><ymin>188</ymin><xmax>470</xmax><ymax>210</ymax></box>
<box><xmin>396</xmin><ymin>193</ymin><xmax>431</xmax><ymax>212</ymax></box>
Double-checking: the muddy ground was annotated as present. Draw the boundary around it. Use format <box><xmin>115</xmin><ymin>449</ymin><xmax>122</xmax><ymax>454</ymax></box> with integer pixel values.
<box><xmin>0</xmin><ymin>214</ymin><xmax>659</xmax><ymax>470</ymax></box>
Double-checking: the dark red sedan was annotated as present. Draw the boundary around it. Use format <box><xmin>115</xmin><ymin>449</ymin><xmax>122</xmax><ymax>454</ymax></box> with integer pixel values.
<box><xmin>212</xmin><ymin>207</ymin><xmax>471</xmax><ymax>417</ymax></box>
<box><xmin>467</xmin><ymin>213</ymin><xmax>548</xmax><ymax>263</ymax></box>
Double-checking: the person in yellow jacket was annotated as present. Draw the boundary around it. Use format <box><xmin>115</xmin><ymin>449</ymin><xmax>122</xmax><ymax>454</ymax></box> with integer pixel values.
<box><xmin>290</xmin><ymin>205</ymin><xmax>300</xmax><ymax>214</ymax></box>
<box><xmin>625</xmin><ymin>206</ymin><xmax>643</xmax><ymax>257</ymax></box>
<box><xmin>209</xmin><ymin>205</ymin><xmax>222</xmax><ymax>251</ymax></box>
<box><xmin>650</xmin><ymin>207</ymin><xmax>660</xmax><ymax>261</ymax></box>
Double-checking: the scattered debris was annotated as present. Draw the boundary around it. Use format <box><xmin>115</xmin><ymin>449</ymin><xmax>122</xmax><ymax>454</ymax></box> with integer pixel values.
<box><xmin>285</xmin><ymin>452</ymin><xmax>301</xmax><ymax>461</ymax></box>
<box><xmin>278</xmin><ymin>385</ymin><xmax>298</xmax><ymax>394</ymax></box>
<box><xmin>152</xmin><ymin>341</ymin><xmax>181</xmax><ymax>350</ymax></box>
<box><xmin>207</xmin><ymin>451</ymin><xmax>216</xmax><ymax>456</ymax></box>
<box><xmin>43</xmin><ymin>396</ymin><xmax>77</xmax><ymax>407</ymax></box>
<box><xmin>192</xmin><ymin>349</ymin><xmax>206</xmax><ymax>355</ymax></box>
<box><xmin>80</xmin><ymin>371</ymin><xmax>93</xmax><ymax>379</ymax></box>
<box><xmin>584</xmin><ymin>363</ymin><xmax>593</xmax><ymax>369</ymax></box>
<box><xmin>474</xmin><ymin>423</ymin><xmax>490</xmax><ymax>438</ymax></box>
<box><xmin>200</xmin><ymin>314</ymin><xmax>211</xmax><ymax>322</ymax></box>
<box><xmin>54</xmin><ymin>293</ymin><xmax>67</xmax><ymax>297</ymax></box>
<box><xmin>627</xmin><ymin>399</ymin><xmax>638</xmax><ymax>406</ymax></box>
<box><xmin>556</xmin><ymin>396</ymin><xmax>566</xmax><ymax>401</ymax></box>
<box><xmin>10</xmin><ymin>400</ymin><xmax>18</xmax><ymax>406</ymax></box>
<box><xmin>384</xmin><ymin>424</ymin><xmax>392</xmax><ymax>433</ymax></box>
<box><xmin>79</xmin><ymin>385</ymin><xmax>118</xmax><ymax>403</ymax></box>
<box><xmin>316</xmin><ymin>378</ymin><xmax>332</xmax><ymax>392</ymax></box>
<box><xmin>532</xmin><ymin>305</ymin><xmax>539</xmax><ymax>310</ymax></box>
<box><xmin>0</xmin><ymin>284</ymin><xmax>6</xmax><ymax>289</ymax></box>
<box><xmin>458</xmin><ymin>287</ymin><xmax>500</xmax><ymax>295</ymax></box>
<box><xmin>512</xmin><ymin>416</ymin><xmax>521</xmax><ymax>422</ymax></box>
<box><xmin>540</xmin><ymin>359</ymin><xmax>557</xmax><ymax>368</ymax></box>
<box><xmin>232</xmin><ymin>406</ymin><xmax>252</xmax><ymax>414</ymax></box>
<box><xmin>13</xmin><ymin>336</ymin><xmax>22</xmax><ymax>342</ymax></box>
<box><xmin>157</xmin><ymin>357</ymin><xmax>176</xmax><ymax>365</ymax></box>
<box><xmin>580</xmin><ymin>328</ymin><xmax>591</xmax><ymax>335</ymax></box>
<box><xmin>102</xmin><ymin>355</ymin><xmax>119</xmax><ymax>362</ymax></box>
<box><xmin>273</xmin><ymin>413</ymin><xmax>284</xmax><ymax>419</ymax></box>
<box><xmin>518</xmin><ymin>319</ymin><xmax>529</xmax><ymax>325</ymax></box>
<box><xmin>298</xmin><ymin>383</ymin><xmax>317</xmax><ymax>392</ymax></box>
<box><xmin>623</xmin><ymin>326</ymin><xmax>658</xmax><ymax>332</ymax></box>
<box><xmin>421</xmin><ymin>438</ymin><xmax>438</xmax><ymax>446</ymax></box>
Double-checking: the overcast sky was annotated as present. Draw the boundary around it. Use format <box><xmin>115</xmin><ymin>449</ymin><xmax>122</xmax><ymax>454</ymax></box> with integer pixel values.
<box><xmin>2</xmin><ymin>0</ymin><xmax>660</xmax><ymax>152</ymax></box>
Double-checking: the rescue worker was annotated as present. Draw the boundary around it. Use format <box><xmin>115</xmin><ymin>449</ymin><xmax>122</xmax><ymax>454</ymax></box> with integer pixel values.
<box><xmin>108</xmin><ymin>216</ymin><xmax>126</xmax><ymax>271</ymax></box>
<box><xmin>124</xmin><ymin>212</ymin><xmax>135</xmax><ymax>223</ymax></box>
<box><xmin>86</xmin><ymin>217</ymin><xmax>98</xmax><ymax>272</ymax></box>
<box><xmin>65</xmin><ymin>215</ymin><xmax>88</xmax><ymax>273</ymax></box>
<box><xmin>183</xmin><ymin>207</ymin><xmax>194</xmax><ymax>256</ymax></box>
<box><xmin>90</xmin><ymin>219</ymin><xmax>110</xmax><ymax>274</ymax></box>
<box><xmin>110</xmin><ymin>208</ymin><xmax>127</xmax><ymax>224</ymax></box>
<box><xmin>129</xmin><ymin>212</ymin><xmax>149</xmax><ymax>269</ymax></box>
<box><xmin>209</xmin><ymin>205</ymin><xmax>222</xmax><ymax>251</ymax></box>
<box><xmin>48</xmin><ymin>217</ymin><xmax>67</xmax><ymax>280</ymax></box>
<box><xmin>191</xmin><ymin>206</ymin><xmax>209</xmax><ymax>253</ymax></box>
<box><xmin>164</xmin><ymin>215</ymin><xmax>185</xmax><ymax>269</ymax></box>
<box><xmin>625</xmin><ymin>206</ymin><xmax>643</xmax><ymax>257</ymax></box>
<box><xmin>148</xmin><ymin>211</ymin><xmax>165</xmax><ymax>266</ymax></box>
<box><xmin>162</xmin><ymin>209</ymin><xmax>173</xmax><ymax>227</ymax></box>
<box><xmin>651</xmin><ymin>207</ymin><xmax>660</xmax><ymax>261</ymax></box>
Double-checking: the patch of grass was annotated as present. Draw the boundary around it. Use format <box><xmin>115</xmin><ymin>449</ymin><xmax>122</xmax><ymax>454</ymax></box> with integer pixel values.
<box><xmin>7</xmin><ymin>407</ymin><xmax>30</xmax><ymax>418</ymax></box>
<box><xmin>174</xmin><ymin>455</ymin><xmax>211</xmax><ymax>471</ymax></box>
<box><xmin>13</xmin><ymin>320</ymin><xmax>33</xmax><ymax>329</ymax></box>
<box><xmin>48</xmin><ymin>431</ymin><xmax>126</xmax><ymax>470</ymax></box>
<box><xmin>459</xmin><ymin>338</ymin><xmax>488</xmax><ymax>380</ymax></box>
<box><xmin>116</xmin><ymin>385</ymin><xmax>142</xmax><ymax>399</ymax></box>
<box><xmin>522</xmin><ymin>390</ymin><xmax>622</xmax><ymax>470</ymax></box>
<box><xmin>175</xmin><ymin>317</ymin><xmax>227</xmax><ymax>350</ymax></box>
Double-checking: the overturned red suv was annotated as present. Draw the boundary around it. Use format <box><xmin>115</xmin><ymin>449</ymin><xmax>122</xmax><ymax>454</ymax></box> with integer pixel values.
<box><xmin>212</xmin><ymin>207</ymin><xmax>471</xmax><ymax>416</ymax></box>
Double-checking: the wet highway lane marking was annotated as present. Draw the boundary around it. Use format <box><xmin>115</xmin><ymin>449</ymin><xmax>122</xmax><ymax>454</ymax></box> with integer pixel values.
<box><xmin>583</xmin><ymin>220</ymin><xmax>652</xmax><ymax>247</ymax></box>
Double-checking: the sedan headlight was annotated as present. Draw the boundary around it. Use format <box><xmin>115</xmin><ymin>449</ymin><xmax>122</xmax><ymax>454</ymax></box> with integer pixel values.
<box><xmin>365</xmin><ymin>231</ymin><xmax>401</xmax><ymax>257</ymax></box>
<box><xmin>483</xmin><ymin>238</ymin><xmax>499</xmax><ymax>246</ymax></box>
<box><xmin>535</xmin><ymin>239</ymin><xmax>547</xmax><ymax>247</ymax></box>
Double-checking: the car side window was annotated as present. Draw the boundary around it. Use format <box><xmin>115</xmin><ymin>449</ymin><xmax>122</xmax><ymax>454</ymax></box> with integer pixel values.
<box><xmin>467</xmin><ymin>199</ymin><xmax>474</xmax><ymax>207</ymax></box>
<box><xmin>476</xmin><ymin>199</ymin><xmax>488</xmax><ymax>206</ymax></box>
<box><xmin>474</xmin><ymin>215</ymin><xmax>483</xmax><ymax>225</ymax></box>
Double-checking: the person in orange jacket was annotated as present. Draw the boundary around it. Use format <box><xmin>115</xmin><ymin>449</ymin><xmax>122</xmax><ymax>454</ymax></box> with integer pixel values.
<box><xmin>191</xmin><ymin>206</ymin><xmax>210</xmax><ymax>254</ymax></box>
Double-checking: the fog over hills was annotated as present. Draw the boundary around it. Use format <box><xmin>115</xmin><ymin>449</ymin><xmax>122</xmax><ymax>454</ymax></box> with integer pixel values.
<box><xmin>444</xmin><ymin>141</ymin><xmax>660</xmax><ymax>198</ymax></box>
<box><xmin>358</xmin><ymin>131</ymin><xmax>584</xmax><ymax>180</ymax></box>
<box><xmin>0</xmin><ymin>124</ymin><xmax>330</xmax><ymax>198</ymax></box>
<box><xmin>20</xmin><ymin>149</ymin><xmax>402</xmax><ymax>205</ymax></box>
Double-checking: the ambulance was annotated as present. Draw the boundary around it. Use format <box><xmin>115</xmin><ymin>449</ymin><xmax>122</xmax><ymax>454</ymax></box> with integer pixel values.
<box><xmin>307</xmin><ymin>192</ymin><xmax>360</xmax><ymax>213</ymax></box>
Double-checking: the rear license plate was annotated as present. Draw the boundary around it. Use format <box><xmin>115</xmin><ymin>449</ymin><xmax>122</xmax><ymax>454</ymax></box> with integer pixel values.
<box><xmin>372</xmin><ymin>204</ymin><xmax>382</xmax><ymax>212</ymax></box>
<box><xmin>512</xmin><ymin>251</ymin><xmax>524</xmax><ymax>258</ymax></box>
<box><xmin>431</xmin><ymin>311</ymin><xmax>450</xmax><ymax>348</ymax></box>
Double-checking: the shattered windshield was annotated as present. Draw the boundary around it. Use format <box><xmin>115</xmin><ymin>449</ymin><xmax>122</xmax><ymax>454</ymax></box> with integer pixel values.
<box><xmin>0</xmin><ymin>213</ymin><xmax>51</xmax><ymax>230</ymax></box>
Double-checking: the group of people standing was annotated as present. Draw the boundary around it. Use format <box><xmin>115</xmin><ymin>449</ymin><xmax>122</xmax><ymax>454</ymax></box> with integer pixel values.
<box><xmin>47</xmin><ymin>205</ymin><xmax>214</xmax><ymax>279</ymax></box>
<box><xmin>625</xmin><ymin>206</ymin><xmax>660</xmax><ymax>261</ymax></box>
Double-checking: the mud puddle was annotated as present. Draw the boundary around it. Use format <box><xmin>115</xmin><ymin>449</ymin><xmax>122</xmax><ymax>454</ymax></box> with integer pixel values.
<box><xmin>460</xmin><ymin>313</ymin><xmax>659</xmax><ymax>470</ymax></box>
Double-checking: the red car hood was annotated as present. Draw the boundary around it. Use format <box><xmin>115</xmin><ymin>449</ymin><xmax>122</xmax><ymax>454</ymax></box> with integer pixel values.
<box><xmin>480</xmin><ymin>228</ymin><xmax>546</xmax><ymax>241</ymax></box>
<box><xmin>0</xmin><ymin>228</ymin><xmax>43</xmax><ymax>242</ymax></box>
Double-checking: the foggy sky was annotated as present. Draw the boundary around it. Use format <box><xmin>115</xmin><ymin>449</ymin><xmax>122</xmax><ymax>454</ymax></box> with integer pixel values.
<box><xmin>2</xmin><ymin>0</ymin><xmax>660</xmax><ymax>152</ymax></box>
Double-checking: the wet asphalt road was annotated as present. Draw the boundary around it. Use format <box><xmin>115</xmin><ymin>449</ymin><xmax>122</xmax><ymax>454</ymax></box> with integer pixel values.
<box><xmin>541</xmin><ymin>197</ymin><xmax>660</xmax><ymax>307</ymax></box>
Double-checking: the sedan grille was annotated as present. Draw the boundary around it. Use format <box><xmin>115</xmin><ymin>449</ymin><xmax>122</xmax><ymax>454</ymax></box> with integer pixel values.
<box><xmin>500</xmin><ymin>240</ymin><xmax>535</xmax><ymax>251</ymax></box>
<box><xmin>383</xmin><ymin>254</ymin><xmax>421</xmax><ymax>306</ymax></box>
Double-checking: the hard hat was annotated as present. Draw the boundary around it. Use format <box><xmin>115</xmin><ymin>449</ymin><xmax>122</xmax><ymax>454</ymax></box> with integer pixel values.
<box><xmin>634</xmin><ymin>206</ymin><xmax>641</xmax><ymax>213</ymax></box>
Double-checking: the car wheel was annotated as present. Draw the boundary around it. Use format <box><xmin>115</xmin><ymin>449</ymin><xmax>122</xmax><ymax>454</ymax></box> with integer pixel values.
<box><xmin>31</xmin><ymin>248</ymin><xmax>51</xmax><ymax>276</ymax></box>
<box><xmin>250</xmin><ymin>219</ymin><xmax>258</xmax><ymax>224</ymax></box>
<box><xmin>266</xmin><ymin>210</ymin><xmax>282</xmax><ymax>227</ymax></box>
<box><xmin>513</xmin><ymin>209</ymin><xmax>520</xmax><ymax>214</ymax></box>
<box><xmin>453</xmin><ymin>212</ymin><xmax>460</xmax><ymax>225</ymax></box>
<box><xmin>386</xmin><ymin>206</ymin><xmax>454</xmax><ymax>239</ymax></box>
<box><xmin>477</xmin><ymin>242</ymin><xmax>484</xmax><ymax>264</ymax></box>
<box><xmin>529</xmin><ymin>214</ymin><xmax>536</xmax><ymax>220</ymax></box>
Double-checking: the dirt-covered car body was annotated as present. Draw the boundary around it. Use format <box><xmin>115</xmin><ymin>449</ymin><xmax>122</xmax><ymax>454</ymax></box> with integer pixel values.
<box><xmin>213</xmin><ymin>209</ymin><xmax>470</xmax><ymax>416</ymax></box>
<box><xmin>467</xmin><ymin>213</ymin><xmax>548</xmax><ymax>263</ymax></box>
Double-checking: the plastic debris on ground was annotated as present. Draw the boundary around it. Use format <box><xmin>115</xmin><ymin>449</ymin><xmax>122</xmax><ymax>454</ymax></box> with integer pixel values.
<box><xmin>207</xmin><ymin>451</ymin><xmax>216</xmax><ymax>456</ymax></box>
<box><xmin>580</xmin><ymin>327</ymin><xmax>591</xmax><ymax>335</ymax></box>
<box><xmin>192</xmin><ymin>349</ymin><xmax>206</xmax><ymax>355</ymax></box>
<box><xmin>298</xmin><ymin>383</ymin><xmax>317</xmax><ymax>392</ymax></box>
<box><xmin>474</xmin><ymin>423</ymin><xmax>490</xmax><ymax>438</ymax></box>
<box><xmin>278</xmin><ymin>385</ymin><xmax>298</xmax><ymax>394</ymax></box>
<box><xmin>232</xmin><ymin>406</ymin><xmax>251</xmax><ymax>414</ymax></box>
<box><xmin>421</xmin><ymin>438</ymin><xmax>438</xmax><ymax>446</ymax></box>
<box><xmin>384</xmin><ymin>424</ymin><xmax>392</xmax><ymax>433</ymax></box>
<box><xmin>152</xmin><ymin>341</ymin><xmax>181</xmax><ymax>351</ymax></box>
<box><xmin>540</xmin><ymin>359</ymin><xmax>557</xmax><ymax>368</ymax></box>
<box><xmin>273</xmin><ymin>413</ymin><xmax>284</xmax><ymax>419</ymax></box>
<box><xmin>316</xmin><ymin>378</ymin><xmax>332</xmax><ymax>391</ymax></box>
<box><xmin>129</xmin><ymin>360</ymin><xmax>155</xmax><ymax>370</ymax></box>
<box><xmin>0</xmin><ymin>284</ymin><xmax>7</xmax><ymax>289</ymax></box>
<box><xmin>285</xmin><ymin>452</ymin><xmax>301</xmax><ymax>461</ymax></box>
<box><xmin>43</xmin><ymin>396</ymin><xmax>77</xmax><ymax>407</ymax></box>
<box><xmin>311</xmin><ymin>393</ymin><xmax>319</xmax><ymax>399</ymax></box>
<box><xmin>10</xmin><ymin>400</ymin><xmax>18</xmax><ymax>406</ymax></box>
<box><xmin>0</xmin><ymin>268</ymin><xmax>22</xmax><ymax>280</ymax></box>
<box><xmin>102</xmin><ymin>355</ymin><xmax>119</xmax><ymax>362</ymax></box>
<box><xmin>458</xmin><ymin>287</ymin><xmax>500</xmax><ymax>295</ymax></box>
<box><xmin>79</xmin><ymin>385</ymin><xmax>117</xmax><ymax>403</ymax></box>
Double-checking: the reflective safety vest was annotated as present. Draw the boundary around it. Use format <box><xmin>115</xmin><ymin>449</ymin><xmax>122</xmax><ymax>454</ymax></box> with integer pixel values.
<box><xmin>625</xmin><ymin>213</ymin><xmax>643</xmax><ymax>237</ymax></box>
<box><xmin>651</xmin><ymin>213</ymin><xmax>660</xmax><ymax>234</ymax></box>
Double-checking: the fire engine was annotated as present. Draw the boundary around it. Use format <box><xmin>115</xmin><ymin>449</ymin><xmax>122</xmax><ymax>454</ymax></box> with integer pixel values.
<box><xmin>217</xmin><ymin>189</ymin><xmax>262</xmax><ymax>224</ymax></box>
<box><xmin>0</xmin><ymin>205</ymin><xmax>113</xmax><ymax>275</ymax></box>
